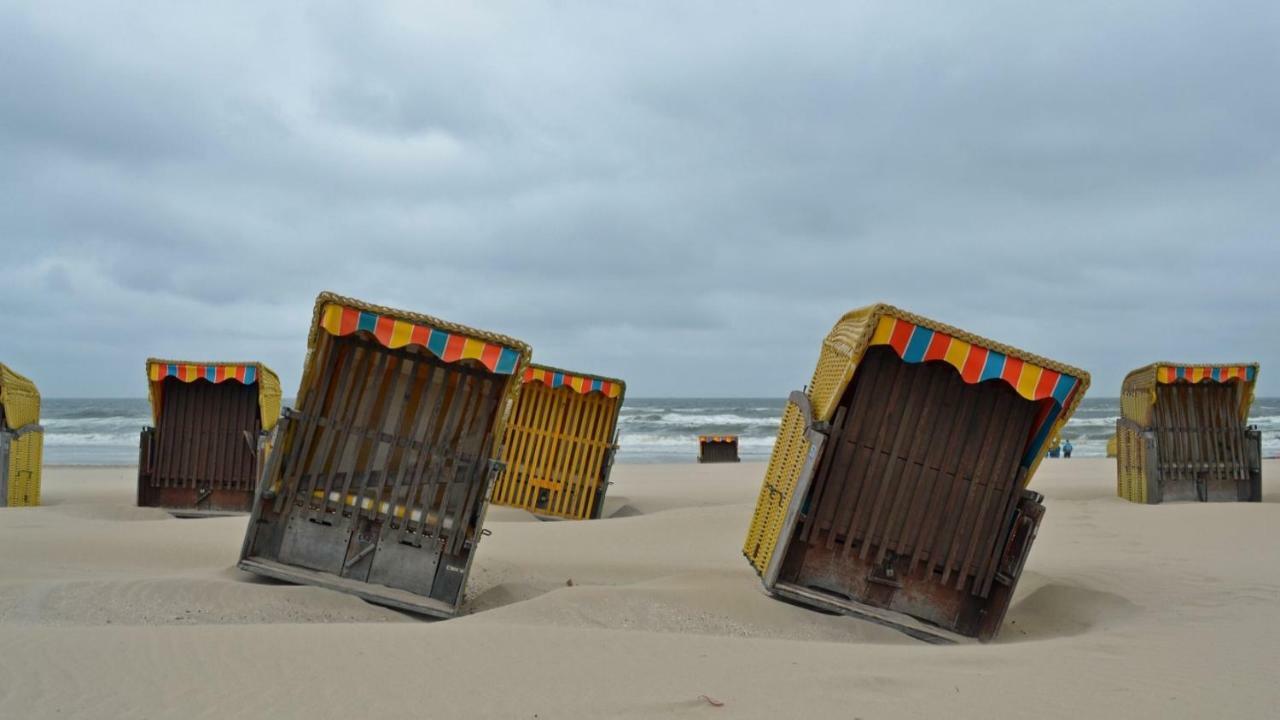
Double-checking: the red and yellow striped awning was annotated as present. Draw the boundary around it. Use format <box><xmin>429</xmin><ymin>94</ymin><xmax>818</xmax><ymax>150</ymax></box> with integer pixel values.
<box><xmin>148</xmin><ymin>362</ymin><xmax>258</xmax><ymax>385</ymax></box>
<box><xmin>1157</xmin><ymin>365</ymin><xmax>1256</xmax><ymax>384</ymax></box>
<box><xmin>320</xmin><ymin>303</ymin><xmax>522</xmax><ymax>375</ymax></box>
<box><xmin>870</xmin><ymin>316</ymin><xmax>1080</xmax><ymax>407</ymax></box>
<box><xmin>522</xmin><ymin>366</ymin><xmax>623</xmax><ymax>398</ymax></box>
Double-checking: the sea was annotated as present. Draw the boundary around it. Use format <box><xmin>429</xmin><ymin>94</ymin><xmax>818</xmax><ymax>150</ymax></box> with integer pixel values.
<box><xmin>37</xmin><ymin>396</ymin><xmax>1280</xmax><ymax>465</ymax></box>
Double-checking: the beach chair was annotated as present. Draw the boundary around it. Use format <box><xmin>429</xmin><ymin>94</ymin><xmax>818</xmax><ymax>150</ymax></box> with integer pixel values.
<box><xmin>1116</xmin><ymin>363</ymin><xmax>1261</xmax><ymax>503</ymax></box>
<box><xmin>138</xmin><ymin>359</ymin><xmax>281</xmax><ymax>515</ymax></box>
<box><xmin>238</xmin><ymin>293</ymin><xmax>530</xmax><ymax>617</ymax></box>
<box><xmin>698</xmin><ymin>435</ymin><xmax>740</xmax><ymax>463</ymax></box>
<box><xmin>0</xmin><ymin>363</ymin><xmax>43</xmax><ymax>508</ymax></box>
<box><xmin>1106</xmin><ymin>435</ymin><xmax>1117</xmax><ymax>458</ymax></box>
<box><xmin>743</xmin><ymin>305</ymin><xmax>1089</xmax><ymax>643</ymax></box>
<box><xmin>490</xmin><ymin>364</ymin><xmax>624</xmax><ymax>520</ymax></box>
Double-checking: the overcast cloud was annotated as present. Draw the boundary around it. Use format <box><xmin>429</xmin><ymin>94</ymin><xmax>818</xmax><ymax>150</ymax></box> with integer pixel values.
<box><xmin>1</xmin><ymin>1</ymin><xmax>1277</xmax><ymax>398</ymax></box>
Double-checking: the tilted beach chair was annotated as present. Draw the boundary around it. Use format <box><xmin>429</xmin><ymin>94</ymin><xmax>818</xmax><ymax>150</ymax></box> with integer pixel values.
<box><xmin>239</xmin><ymin>293</ymin><xmax>530</xmax><ymax>617</ymax></box>
<box><xmin>139</xmin><ymin>359</ymin><xmax>281</xmax><ymax>515</ymax></box>
<box><xmin>1116</xmin><ymin>363</ymin><xmax>1261</xmax><ymax>503</ymax></box>
<box><xmin>491</xmin><ymin>364</ymin><xmax>624</xmax><ymax>520</ymax></box>
<box><xmin>743</xmin><ymin>305</ymin><xmax>1089</xmax><ymax>643</ymax></box>
<box><xmin>0</xmin><ymin>363</ymin><xmax>43</xmax><ymax>508</ymax></box>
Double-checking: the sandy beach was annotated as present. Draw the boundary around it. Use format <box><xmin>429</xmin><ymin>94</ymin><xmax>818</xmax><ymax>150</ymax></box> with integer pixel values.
<box><xmin>0</xmin><ymin>459</ymin><xmax>1276</xmax><ymax>718</ymax></box>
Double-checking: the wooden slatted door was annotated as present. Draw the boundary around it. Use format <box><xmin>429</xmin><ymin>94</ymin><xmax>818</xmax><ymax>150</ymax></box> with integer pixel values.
<box><xmin>140</xmin><ymin>377</ymin><xmax>261</xmax><ymax>513</ymax></box>
<box><xmin>494</xmin><ymin>382</ymin><xmax>619</xmax><ymax>520</ymax></box>
<box><xmin>1152</xmin><ymin>383</ymin><xmax>1255</xmax><ymax>502</ymax></box>
<box><xmin>254</xmin><ymin>333</ymin><xmax>506</xmax><ymax>611</ymax></box>
<box><xmin>777</xmin><ymin>346</ymin><xmax>1043</xmax><ymax>640</ymax></box>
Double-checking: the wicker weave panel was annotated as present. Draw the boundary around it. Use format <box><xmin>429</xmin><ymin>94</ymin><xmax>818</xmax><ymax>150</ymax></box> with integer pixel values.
<box><xmin>1</xmin><ymin>363</ymin><xmax>42</xmax><ymax>506</ymax></box>
<box><xmin>0</xmin><ymin>363</ymin><xmax>40</xmax><ymax>430</ymax></box>
<box><xmin>4</xmin><ymin>430</ymin><xmax>43</xmax><ymax>507</ymax></box>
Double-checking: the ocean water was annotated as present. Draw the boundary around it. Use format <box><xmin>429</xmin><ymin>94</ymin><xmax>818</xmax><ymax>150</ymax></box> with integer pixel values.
<box><xmin>36</xmin><ymin>396</ymin><xmax>1280</xmax><ymax>465</ymax></box>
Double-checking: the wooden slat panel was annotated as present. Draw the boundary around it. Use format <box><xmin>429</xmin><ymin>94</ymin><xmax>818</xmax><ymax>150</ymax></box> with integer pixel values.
<box><xmin>786</xmin><ymin>346</ymin><xmax>1037</xmax><ymax>595</ymax></box>
<box><xmin>152</xmin><ymin>377</ymin><xmax>260</xmax><ymax>495</ymax></box>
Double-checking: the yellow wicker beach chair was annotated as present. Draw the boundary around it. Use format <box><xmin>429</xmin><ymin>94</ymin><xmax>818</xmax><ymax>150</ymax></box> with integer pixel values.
<box><xmin>1116</xmin><ymin>363</ymin><xmax>1260</xmax><ymax>503</ymax></box>
<box><xmin>0</xmin><ymin>363</ymin><xmax>43</xmax><ymax>508</ymax></box>
<box><xmin>743</xmin><ymin>305</ymin><xmax>1089</xmax><ymax>643</ymax></box>
<box><xmin>492</xmin><ymin>364</ymin><xmax>624</xmax><ymax>520</ymax></box>
<box><xmin>238</xmin><ymin>292</ymin><xmax>531</xmax><ymax>617</ymax></box>
<box><xmin>1106</xmin><ymin>435</ymin><xmax>1117</xmax><ymax>458</ymax></box>
<box><xmin>138</xmin><ymin>359</ymin><xmax>281</xmax><ymax>515</ymax></box>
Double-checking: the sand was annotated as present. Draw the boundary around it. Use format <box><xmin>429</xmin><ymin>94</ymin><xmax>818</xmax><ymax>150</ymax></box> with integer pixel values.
<box><xmin>2</xmin><ymin>459</ymin><xmax>1278</xmax><ymax>719</ymax></box>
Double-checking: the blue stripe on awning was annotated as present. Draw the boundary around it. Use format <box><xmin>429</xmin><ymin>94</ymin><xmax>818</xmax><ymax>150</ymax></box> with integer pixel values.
<box><xmin>1051</xmin><ymin>375</ymin><xmax>1076</xmax><ymax>406</ymax></box>
<box><xmin>494</xmin><ymin>347</ymin><xmax>520</xmax><ymax>375</ymax></box>
<box><xmin>902</xmin><ymin>327</ymin><xmax>933</xmax><ymax>363</ymax></box>
<box><xmin>427</xmin><ymin>330</ymin><xmax>449</xmax><ymax>358</ymax></box>
<box><xmin>979</xmin><ymin>352</ymin><xmax>1006</xmax><ymax>382</ymax></box>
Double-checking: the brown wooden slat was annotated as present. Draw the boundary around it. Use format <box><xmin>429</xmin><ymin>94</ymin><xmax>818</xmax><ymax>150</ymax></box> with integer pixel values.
<box><xmin>822</xmin><ymin>350</ymin><xmax>898</xmax><ymax>550</ymax></box>
<box><xmin>908</xmin><ymin>382</ymin><xmax>980</xmax><ymax>574</ymax></box>
<box><xmin>856</xmin><ymin>364</ymin><xmax>933</xmax><ymax>561</ymax></box>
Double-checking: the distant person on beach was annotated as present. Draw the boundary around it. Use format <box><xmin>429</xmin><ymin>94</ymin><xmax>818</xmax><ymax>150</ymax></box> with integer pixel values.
<box><xmin>1063</xmin><ymin>439</ymin><xmax>1074</xmax><ymax>459</ymax></box>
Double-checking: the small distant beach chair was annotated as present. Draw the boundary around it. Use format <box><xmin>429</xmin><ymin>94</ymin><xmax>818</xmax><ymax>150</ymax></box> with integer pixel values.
<box><xmin>1106</xmin><ymin>435</ymin><xmax>1117</xmax><ymax>458</ymax></box>
<box><xmin>743</xmin><ymin>305</ymin><xmax>1089</xmax><ymax>643</ymax></box>
<box><xmin>698</xmin><ymin>435</ymin><xmax>740</xmax><ymax>463</ymax></box>
<box><xmin>1116</xmin><ymin>363</ymin><xmax>1261</xmax><ymax>503</ymax></box>
<box><xmin>239</xmin><ymin>293</ymin><xmax>530</xmax><ymax>617</ymax></box>
<box><xmin>0</xmin><ymin>363</ymin><xmax>43</xmax><ymax>508</ymax></box>
<box><xmin>138</xmin><ymin>359</ymin><xmax>281</xmax><ymax>515</ymax></box>
<box><xmin>490</xmin><ymin>364</ymin><xmax>624</xmax><ymax>520</ymax></box>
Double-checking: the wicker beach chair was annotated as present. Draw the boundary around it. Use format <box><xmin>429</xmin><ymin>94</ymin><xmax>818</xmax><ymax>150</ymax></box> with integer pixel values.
<box><xmin>138</xmin><ymin>359</ymin><xmax>281</xmax><ymax>515</ymax></box>
<box><xmin>491</xmin><ymin>364</ymin><xmax>624</xmax><ymax>520</ymax></box>
<box><xmin>743</xmin><ymin>305</ymin><xmax>1089</xmax><ymax>643</ymax></box>
<box><xmin>238</xmin><ymin>292</ymin><xmax>531</xmax><ymax>617</ymax></box>
<box><xmin>0</xmin><ymin>363</ymin><xmax>43</xmax><ymax>508</ymax></box>
<box><xmin>1116</xmin><ymin>363</ymin><xmax>1261</xmax><ymax>503</ymax></box>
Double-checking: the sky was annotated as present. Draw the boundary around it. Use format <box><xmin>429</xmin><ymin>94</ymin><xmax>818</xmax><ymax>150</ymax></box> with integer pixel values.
<box><xmin>1</xmin><ymin>1</ymin><xmax>1277</xmax><ymax>398</ymax></box>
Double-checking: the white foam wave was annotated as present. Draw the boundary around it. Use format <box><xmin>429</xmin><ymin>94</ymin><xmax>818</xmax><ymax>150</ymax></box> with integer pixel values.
<box><xmin>618</xmin><ymin>413</ymin><xmax>781</xmax><ymax>428</ymax></box>
<box><xmin>43</xmin><ymin>432</ymin><xmax>140</xmax><ymax>446</ymax></box>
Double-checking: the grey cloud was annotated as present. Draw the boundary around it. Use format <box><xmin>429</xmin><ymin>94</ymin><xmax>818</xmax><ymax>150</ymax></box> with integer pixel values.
<box><xmin>1</xmin><ymin>1</ymin><xmax>1277</xmax><ymax>398</ymax></box>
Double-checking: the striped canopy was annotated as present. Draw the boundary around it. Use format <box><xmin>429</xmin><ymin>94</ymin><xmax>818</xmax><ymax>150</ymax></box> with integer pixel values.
<box><xmin>522</xmin><ymin>365</ymin><xmax>624</xmax><ymax>398</ymax></box>
<box><xmin>146</xmin><ymin>359</ymin><xmax>281</xmax><ymax>430</ymax></box>
<box><xmin>871</xmin><ymin>316</ymin><xmax>1080</xmax><ymax>407</ymax></box>
<box><xmin>844</xmin><ymin>304</ymin><xmax>1085</xmax><ymax>474</ymax></box>
<box><xmin>1157</xmin><ymin>365</ymin><xmax>1256</xmax><ymax>384</ymax></box>
<box><xmin>148</xmin><ymin>362</ymin><xmax>259</xmax><ymax>385</ymax></box>
<box><xmin>320</xmin><ymin>303</ymin><xmax>522</xmax><ymax>375</ymax></box>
